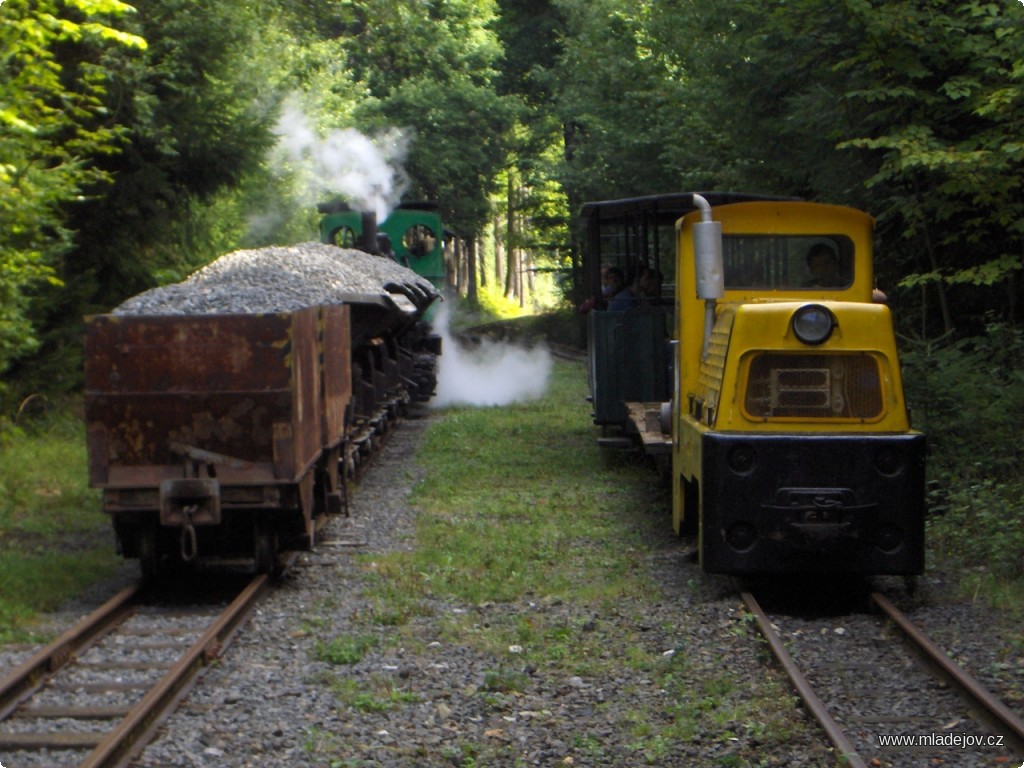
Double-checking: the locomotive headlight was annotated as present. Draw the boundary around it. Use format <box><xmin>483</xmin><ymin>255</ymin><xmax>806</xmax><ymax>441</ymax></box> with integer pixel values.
<box><xmin>792</xmin><ymin>304</ymin><xmax>836</xmax><ymax>345</ymax></box>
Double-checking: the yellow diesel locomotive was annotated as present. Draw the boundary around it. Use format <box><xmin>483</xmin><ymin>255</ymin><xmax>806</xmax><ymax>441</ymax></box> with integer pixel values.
<box><xmin>675</xmin><ymin>195</ymin><xmax>924</xmax><ymax>574</ymax></box>
<box><xmin>582</xmin><ymin>193</ymin><xmax>925</xmax><ymax>575</ymax></box>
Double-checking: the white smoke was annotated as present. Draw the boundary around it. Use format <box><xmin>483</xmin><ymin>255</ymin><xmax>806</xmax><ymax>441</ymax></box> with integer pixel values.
<box><xmin>431</xmin><ymin>307</ymin><xmax>553</xmax><ymax>408</ymax></box>
<box><xmin>271</xmin><ymin>100</ymin><xmax>411</xmax><ymax>221</ymax></box>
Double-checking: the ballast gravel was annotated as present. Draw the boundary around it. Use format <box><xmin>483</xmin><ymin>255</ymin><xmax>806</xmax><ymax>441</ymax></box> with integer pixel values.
<box><xmin>112</xmin><ymin>241</ymin><xmax>437</xmax><ymax>315</ymax></box>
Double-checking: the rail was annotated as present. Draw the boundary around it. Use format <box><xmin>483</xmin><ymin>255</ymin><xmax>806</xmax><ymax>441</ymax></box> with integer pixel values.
<box><xmin>0</xmin><ymin>584</ymin><xmax>139</xmax><ymax>720</ymax></box>
<box><xmin>870</xmin><ymin>591</ymin><xmax>1024</xmax><ymax>753</ymax></box>
<box><xmin>0</xmin><ymin>552</ymin><xmax>297</xmax><ymax>767</ymax></box>
<box><xmin>739</xmin><ymin>590</ymin><xmax>867</xmax><ymax>768</ymax></box>
<box><xmin>742</xmin><ymin>589</ymin><xmax>1024</xmax><ymax>766</ymax></box>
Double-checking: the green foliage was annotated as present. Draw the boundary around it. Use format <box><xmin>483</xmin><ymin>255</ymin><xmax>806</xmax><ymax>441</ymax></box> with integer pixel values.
<box><xmin>62</xmin><ymin>0</ymin><xmax>288</xmax><ymax>300</ymax></box>
<box><xmin>928</xmin><ymin>479</ymin><xmax>1024</xmax><ymax>581</ymax></box>
<box><xmin>493</xmin><ymin>0</ymin><xmax>563</xmax><ymax>103</ymax></box>
<box><xmin>338</xmin><ymin>0</ymin><xmax>504</xmax><ymax>97</ymax></box>
<box><xmin>345</xmin><ymin>688</ymin><xmax>419</xmax><ymax>713</ymax></box>
<box><xmin>0</xmin><ymin>0</ymin><xmax>144</xmax><ymax>386</ymax></box>
<box><xmin>300</xmin><ymin>0</ymin><xmax>516</xmax><ymax>238</ymax></box>
<box><xmin>832</xmin><ymin>1</ymin><xmax>1024</xmax><ymax>332</ymax></box>
<box><xmin>488</xmin><ymin>154</ymin><xmax>572</xmax><ymax>308</ymax></box>
<box><xmin>902</xmin><ymin>323</ymin><xmax>1024</xmax><ymax>479</ymax></box>
<box><xmin>4</xmin><ymin>0</ymin><xmax>1023</xmax><ymax>397</ymax></box>
<box><xmin>0</xmin><ymin>401</ymin><xmax>103</xmax><ymax>533</ymax></box>
<box><xmin>362</xmin><ymin>76</ymin><xmax>519</xmax><ymax>236</ymax></box>
<box><xmin>902</xmin><ymin>323</ymin><xmax>1024</xmax><ymax>579</ymax></box>
<box><xmin>549</xmin><ymin>0</ymin><xmax>687</xmax><ymax>202</ymax></box>
<box><xmin>527</xmin><ymin>0</ymin><xmax>1017</xmax><ymax>337</ymax></box>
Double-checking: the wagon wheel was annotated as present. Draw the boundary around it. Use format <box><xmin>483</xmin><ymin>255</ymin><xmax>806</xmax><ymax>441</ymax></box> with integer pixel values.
<box><xmin>139</xmin><ymin>529</ymin><xmax>162</xmax><ymax>582</ymax></box>
<box><xmin>300</xmin><ymin>473</ymin><xmax>316</xmax><ymax>550</ymax></box>
<box><xmin>253</xmin><ymin>517</ymin><xmax>279</xmax><ymax>575</ymax></box>
<box><xmin>321</xmin><ymin>447</ymin><xmax>345</xmax><ymax>516</ymax></box>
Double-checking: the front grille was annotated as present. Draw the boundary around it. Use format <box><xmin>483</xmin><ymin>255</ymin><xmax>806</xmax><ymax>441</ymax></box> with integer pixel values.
<box><xmin>744</xmin><ymin>353</ymin><xmax>883</xmax><ymax>419</ymax></box>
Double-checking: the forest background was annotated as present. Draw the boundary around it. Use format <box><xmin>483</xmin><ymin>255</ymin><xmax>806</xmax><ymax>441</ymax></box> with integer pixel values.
<box><xmin>1</xmin><ymin>0</ymin><xmax>1023</xmax><ymax>578</ymax></box>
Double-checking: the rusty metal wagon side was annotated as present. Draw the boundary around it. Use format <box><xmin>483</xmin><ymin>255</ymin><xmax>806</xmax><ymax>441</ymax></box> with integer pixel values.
<box><xmin>84</xmin><ymin>305</ymin><xmax>352</xmax><ymax>577</ymax></box>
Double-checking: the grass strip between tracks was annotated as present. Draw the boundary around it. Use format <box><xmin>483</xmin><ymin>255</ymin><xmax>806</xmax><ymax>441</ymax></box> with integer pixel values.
<box><xmin>361</xmin><ymin>359</ymin><xmax>669</xmax><ymax>629</ymax></box>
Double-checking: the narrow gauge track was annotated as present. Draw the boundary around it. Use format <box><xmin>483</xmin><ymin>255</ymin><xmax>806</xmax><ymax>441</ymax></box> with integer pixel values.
<box><xmin>0</xmin><ymin>556</ymin><xmax>296</xmax><ymax>768</ymax></box>
<box><xmin>547</xmin><ymin>343</ymin><xmax>587</xmax><ymax>364</ymax></box>
<box><xmin>741</xmin><ymin>588</ymin><xmax>1024</xmax><ymax>767</ymax></box>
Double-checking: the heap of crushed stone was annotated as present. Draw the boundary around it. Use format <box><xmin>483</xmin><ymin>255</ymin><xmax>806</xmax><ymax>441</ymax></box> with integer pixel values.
<box><xmin>113</xmin><ymin>242</ymin><xmax>438</xmax><ymax>315</ymax></box>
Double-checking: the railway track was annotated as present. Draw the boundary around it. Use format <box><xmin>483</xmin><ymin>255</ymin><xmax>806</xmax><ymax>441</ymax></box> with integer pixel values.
<box><xmin>741</xmin><ymin>588</ymin><xmax>1024</xmax><ymax>767</ymax></box>
<box><xmin>0</xmin><ymin>557</ymin><xmax>295</xmax><ymax>768</ymax></box>
<box><xmin>548</xmin><ymin>342</ymin><xmax>587</xmax><ymax>363</ymax></box>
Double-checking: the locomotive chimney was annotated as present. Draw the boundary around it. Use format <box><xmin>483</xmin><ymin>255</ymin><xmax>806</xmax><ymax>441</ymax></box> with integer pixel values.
<box><xmin>357</xmin><ymin>211</ymin><xmax>379</xmax><ymax>254</ymax></box>
<box><xmin>692</xmin><ymin>194</ymin><xmax>724</xmax><ymax>360</ymax></box>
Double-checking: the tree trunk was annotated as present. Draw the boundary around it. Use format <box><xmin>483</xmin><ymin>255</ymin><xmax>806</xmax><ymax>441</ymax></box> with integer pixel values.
<box><xmin>506</xmin><ymin>242</ymin><xmax>520</xmax><ymax>300</ymax></box>
<box><xmin>466</xmin><ymin>237</ymin><xmax>478</xmax><ymax>306</ymax></box>
<box><xmin>504</xmin><ymin>173</ymin><xmax>520</xmax><ymax>300</ymax></box>
<box><xmin>524</xmin><ymin>238</ymin><xmax>535</xmax><ymax>308</ymax></box>
<box><xmin>453</xmin><ymin>238</ymin><xmax>462</xmax><ymax>296</ymax></box>
<box><xmin>493</xmin><ymin>214</ymin><xmax>504</xmax><ymax>288</ymax></box>
<box><xmin>478</xmin><ymin>236</ymin><xmax>487</xmax><ymax>292</ymax></box>
<box><xmin>458</xmin><ymin>238</ymin><xmax>469</xmax><ymax>296</ymax></box>
<box><xmin>912</xmin><ymin>177</ymin><xmax>954</xmax><ymax>337</ymax></box>
<box><xmin>445</xmin><ymin>237</ymin><xmax>458</xmax><ymax>293</ymax></box>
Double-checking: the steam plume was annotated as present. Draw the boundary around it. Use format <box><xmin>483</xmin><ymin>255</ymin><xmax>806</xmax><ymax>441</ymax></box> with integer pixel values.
<box><xmin>431</xmin><ymin>308</ymin><xmax>553</xmax><ymax>408</ymax></box>
<box><xmin>272</xmin><ymin>101</ymin><xmax>411</xmax><ymax>221</ymax></box>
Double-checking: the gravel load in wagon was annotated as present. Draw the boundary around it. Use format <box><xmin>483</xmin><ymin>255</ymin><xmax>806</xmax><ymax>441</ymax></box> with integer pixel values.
<box><xmin>113</xmin><ymin>241</ymin><xmax>438</xmax><ymax>316</ymax></box>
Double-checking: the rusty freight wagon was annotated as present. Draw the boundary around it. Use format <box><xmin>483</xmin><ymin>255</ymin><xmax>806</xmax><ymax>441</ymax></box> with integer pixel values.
<box><xmin>84</xmin><ymin>305</ymin><xmax>351</xmax><ymax>578</ymax></box>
